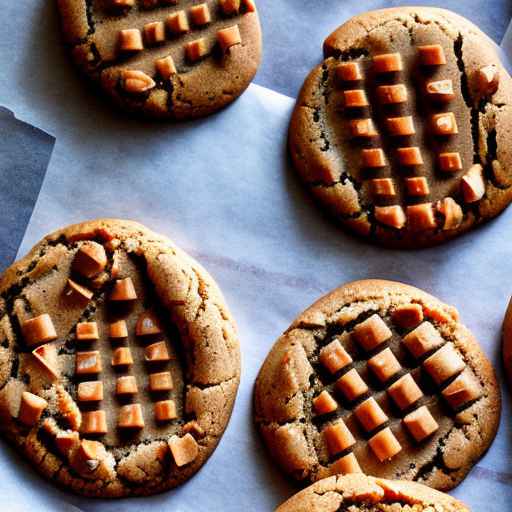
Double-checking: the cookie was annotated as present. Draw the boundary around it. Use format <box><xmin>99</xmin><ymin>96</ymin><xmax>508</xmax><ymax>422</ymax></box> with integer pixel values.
<box><xmin>56</xmin><ymin>0</ymin><xmax>261</xmax><ymax>119</ymax></box>
<box><xmin>276</xmin><ymin>473</ymin><xmax>469</xmax><ymax>512</ymax></box>
<box><xmin>289</xmin><ymin>7</ymin><xmax>512</xmax><ymax>248</ymax></box>
<box><xmin>254</xmin><ymin>280</ymin><xmax>499</xmax><ymax>490</ymax></box>
<box><xmin>502</xmin><ymin>298</ymin><xmax>512</xmax><ymax>385</ymax></box>
<box><xmin>0</xmin><ymin>219</ymin><xmax>240</xmax><ymax>497</ymax></box>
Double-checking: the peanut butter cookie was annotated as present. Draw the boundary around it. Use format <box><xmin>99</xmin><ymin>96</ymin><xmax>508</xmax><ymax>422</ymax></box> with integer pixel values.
<box><xmin>0</xmin><ymin>219</ymin><xmax>240</xmax><ymax>497</ymax></box>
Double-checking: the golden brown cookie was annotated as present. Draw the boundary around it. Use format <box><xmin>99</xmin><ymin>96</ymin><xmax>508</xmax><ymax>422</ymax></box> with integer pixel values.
<box><xmin>502</xmin><ymin>298</ymin><xmax>512</xmax><ymax>385</ymax></box>
<box><xmin>0</xmin><ymin>219</ymin><xmax>240</xmax><ymax>497</ymax></box>
<box><xmin>57</xmin><ymin>0</ymin><xmax>261</xmax><ymax>119</ymax></box>
<box><xmin>254</xmin><ymin>280</ymin><xmax>499</xmax><ymax>491</ymax></box>
<box><xmin>289</xmin><ymin>7</ymin><xmax>512</xmax><ymax>248</ymax></box>
<box><xmin>276</xmin><ymin>473</ymin><xmax>469</xmax><ymax>512</ymax></box>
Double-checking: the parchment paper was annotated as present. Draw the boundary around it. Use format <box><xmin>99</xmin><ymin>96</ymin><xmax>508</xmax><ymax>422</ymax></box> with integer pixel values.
<box><xmin>1</xmin><ymin>1</ymin><xmax>512</xmax><ymax>511</ymax></box>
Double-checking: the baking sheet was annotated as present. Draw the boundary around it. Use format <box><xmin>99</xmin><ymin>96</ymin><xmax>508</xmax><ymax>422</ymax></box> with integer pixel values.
<box><xmin>1</xmin><ymin>1</ymin><xmax>512</xmax><ymax>511</ymax></box>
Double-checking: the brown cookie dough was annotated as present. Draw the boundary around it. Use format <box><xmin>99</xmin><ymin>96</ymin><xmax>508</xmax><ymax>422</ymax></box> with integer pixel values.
<box><xmin>0</xmin><ymin>219</ymin><xmax>240</xmax><ymax>497</ymax></box>
<box><xmin>57</xmin><ymin>0</ymin><xmax>261</xmax><ymax>119</ymax></box>
<box><xmin>276</xmin><ymin>473</ymin><xmax>469</xmax><ymax>512</ymax></box>
<box><xmin>254</xmin><ymin>280</ymin><xmax>499</xmax><ymax>491</ymax></box>
<box><xmin>289</xmin><ymin>7</ymin><xmax>512</xmax><ymax>248</ymax></box>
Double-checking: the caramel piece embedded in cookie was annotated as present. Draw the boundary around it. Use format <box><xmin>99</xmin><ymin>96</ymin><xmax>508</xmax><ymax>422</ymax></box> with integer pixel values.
<box><xmin>418</xmin><ymin>44</ymin><xmax>446</xmax><ymax>66</ymax></box>
<box><xmin>122</xmin><ymin>70</ymin><xmax>156</xmax><ymax>94</ymax></box>
<box><xmin>431</xmin><ymin>112</ymin><xmax>458</xmax><ymax>135</ymax></box>
<box><xmin>403</xmin><ymin>405</ymin><xmax>439</xmax><ymax>442</ymax></box>
<box><xmin>32</xmin><ymin>344</ymin><xmax>59</xmax><ymax>380</ymax></box>
<box><xmin>144</xmin><ymin>21</ymin><xmax>166</xmax><ymax>45</ymax></box>
<box><xmin>436</xmin><ymin>197</ymin><xmax>463</xmax><ymax>230</ymax></box>
<box><xmin>76</xmin><ymin>321</ymin><xmax>99</xmax><ymax>341</ymax></box>
<box><xmin>135</xmin><ymin>311</ymin><xmax>162</xmax><ymax>336</ymax></box>
<box><xmin>370</xmin><ymin>178</ymin><xmax>396</xmax><ymax>198</ymax></box>
<box><xmin>441</xmin><ymin>371</ymin><xmax>482</xmax><ymax>409</ymax></box>
<box><xmin>55</xmin><ymin>431</ymin><xmax>80</xmax><ymax>457</ymax></box>
<box><xmin>391</xmin><ymin>304</ymin><xmax>424</xmax><ymax>330</ymax></box>
<box><xmin>189</xmin><ymin>3</ymin><xmax>211</xmax><ymax>26</ymax></box>
<box><xmin>111</xmin><ymin>347</ymin><xmax>134</xmax><ymax>367</ymax></box>
<box><xmin>423</xmin><ymin>342</ymin><xmax>466</xmax><ymax>385</ymax></box>
<box><xmin>367</xmin><ymin>347</ymin><xmax>401</xmax><ymax>383</ymax></box>
<box><xmin>119</xmin><ymin>29</ymin><xmax>144</xmax><ymax>52</ymax></box>
<box><xmin>343</xmin><ymin>90</ymin><xmax>369</xmax><ymax>108</ymax></box>
<box><xmin>111</xmin><ymin>278</ymin><xmax>137</xmax><ymax>301</ymax></box>
<box><xmin>349</xmin><ymin>119</ymin><xmax>378</xmax><ymax>138</ymax></box>
<box><xmin>373</xmin><ymin>53</ymin><xmax>403</xmax><ymax>73</ymax></box>
<box><xmin>374</xmin><ymin>206</ymin><xmax>406</xmax><ymax>229</ymax></box>
<box><xmin>154</xmin><ymin>399</ymin><xmax>178</xmax><ymax>421</ymax></box>
<box><xmin>18</xmin><ymin>392</ymin><xmax>48</xmax><ymax>426</ymax></box>
<box><xmin>155</xmin><ymin>55</ymin><xmax>177</xmax><ymax>79</ymax></box>
<box><xmin>461</xmin><ymin>164</ymin><xmax>485</xmax><ymax>203</ymax></box>
<box><xmin>406</xmin><ymin>203</ymin><xmax>436</xmax><ymax>231</ymax></box>
<box><xmin>217</xmin><ymin>25</ymin><xmax>242</xmax><ymax>53</ymax></box>
<box><xmin>78</xmin><ymin>381</ymin><xmax>104</xmax><ymax>401</ymax></box>
<box><xmin>219</xmin><ymin>0</ymin><xmax>241</xmax><ymax>15</ymax></box>
<box><xmin>329</xmin><ymin>452</ymin><xmax>362</xmax><ymax>475</ymax></box>
<box><xmin>387</xmin><ymin>373</ymin><xmax>423</xmax><ymax>410</ymax></box>
<box><xmin>397</xmin><ymin>147</ymin><xmax>423</xmax><ymax>166</ymax></box>
<box><xmin>185</xmin><ymin>39</ymin><xmax>209</xmax><ymax>62</ymax></box>
<box><xmin>336</xmin><ymin>62</ymin><xmax>363</xmax><ymax>82</ymax></box>
<box><xmin>76</xmin><ymin>351</ymin><xmax>102</xmax><ymax>375</ymax></box>
<box><xmin>145</xmin><ymin>341</ymin><xmax>171</xmax><ymax>362</ymax></box>
<box><xmin>336</xmin><ymin>368</ymin><xmax>369</xmax><ymax>402</ymax></box>
<box><xmin>354</xmin><ymin>397</ymin><xmax>388</xmax><ymax>432</ymax></box>
<box><xmin>368</xmin><ymin>427</ymin><xmax>402</xmax><ymax>462</ymax></box>
<box><xmin>66</xmin><ymin>278</ymin><xmax>93</xmax><ymax>302</ymax></box>
<box><xmin>376</xmin><ymin>84</ymin><xmax>408</xmax><ymax>104</ymax></box>
<box><xmin>403</xmin><ymin>322</ymin><xmax>444</xmax><ymax>359</ymax></box>
<box><xmin>22</xmin><ymin>314</ymin><xmax>57</xmax><ymax>347</ymax></box>
<box><xmin>242</xmin><ymin>0</ymin><xmax>256</xmax><ymax>13</ymax></box>
<box><xmin>361</xmin><ymin>148</ymin><xmax>386</xmax><ymax>168</ymax></box>
<box><xmin>118</xmin><ymin>404</ymin><xmax>145</xmax><ymax>429</ymax></box>
<box><xmin>405</xmin><ymin>177</ymin><xmax>430</xmax><ymax>197</ymax></box>
<box><xmin>475</xmin><ymin>65</ymin><xmax>499</xmax><ymax>96</ymax></box>
<box><xmin>426</xmin><ymin>79</ymin><xmax>455</xmax><ymax>102</ymax></box>
<box><xmin>169</xmin><ymin>433</ymin><xmax>199</xmax><ymax>467</ymax></box>
<box><xmin>166</xmin><ymin>10</ymin><xmax>190</xmax><ymax>34</ymax></box>
<box><xmin>313</xmin><ymin>390</ymin><xmax>338</xmax><ymax>415</ymax></box>
<box><xmin>116</xmin><ymin>375</ymin><xmax>138</xmax><ymax>395</ymax></box>
<box><xmin>109</xmin><ymin>320</ymin><xmax>128</xmax><ymax>338</ymax></box>
<box><xmin>183</xmin><ymin>420</ymin><xmax>205</xmax><ymax>439</ymax></box>
<box><xmin>439</xmin><ymin>152</ymin><xmax>463</xmax><ymax>172</ymax></box>
<box><xmin>81</xmin><ymin>410</ymin><xmax>108</xmax><ymax>434</ymax></box>
<box><xmin>352</xmin><ymin>314</ymin><xmax>392</xmax><ymax>351</ymax></box>
<box><xmin>323</xmin><ymin>420</ymin><xmax>356</xmax><ymax>456</ymax></box>
<box><xmin>149</xmin><ymin>371</ymin><xmax>173</xmax><ymax>392</ymax></box>
<box><xmin>386</xmin><ymin>116</ymin><xmax>415</xmax><ymax>136</ymax></box>
<box><xmin>319</xmin><ymin>339</ymin><xmax>353</xmax><ymax>374</ymax></box>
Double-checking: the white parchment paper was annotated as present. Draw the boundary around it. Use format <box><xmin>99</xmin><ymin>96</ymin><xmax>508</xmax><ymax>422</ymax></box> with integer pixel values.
<box><xmin>0</xmin><ymin>2</ymin><xmax>512</xmax><ymax>511</ymax></box>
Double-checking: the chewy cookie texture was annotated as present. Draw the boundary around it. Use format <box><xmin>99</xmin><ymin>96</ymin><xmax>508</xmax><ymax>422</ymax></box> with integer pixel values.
<box><xmin>0</xmin><ymin>219</ymin><xmax>240</xmax><ymax>497</ymax></box>
<box><xmin>289</xmin><ymin>7</ymin><xmax>512</xmax><ymax>248</ymax></box>
<box><xmin>276</xmin><ymin>473</ymin><xmax>469</xmax><ymax>512</ymax></box>
<box><xmin>254</xmin><ymin>280</ymin><xmax>500</xmax><ymax>491</ymax></box>
<box><xmin>57</xmin><ymin>0</ymin><xmax>261</xmax><ymax>119</ymax></box>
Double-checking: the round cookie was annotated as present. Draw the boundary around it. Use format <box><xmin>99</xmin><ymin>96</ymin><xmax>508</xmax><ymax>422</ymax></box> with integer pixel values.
<box><xmin>502</xmin><ymin>298</ymin><xmax>512</xmax><ymax>385</ymax></box>
<box><xmin>254</xmin><ymin>280</ymin><xmax>499</xmax><ymax>491</ymax></box>
<box><xmin>57</xmin><ymin>0</ymin><xmax>261</xmax><ymax>119</ymax></box>
<box><xmin>289</xmin><ymin>7</ymin><xmax>512</xmax><ymax>248</ymax></box>
<box><xmin>276</xmin><ymin>473</ymin><xmax>469</xmax><ymax>512</ymax></box>
<box><xmin>0</xmin><ymin>219</ymin><xmax>240</xmax><ymax>497</ymax></box>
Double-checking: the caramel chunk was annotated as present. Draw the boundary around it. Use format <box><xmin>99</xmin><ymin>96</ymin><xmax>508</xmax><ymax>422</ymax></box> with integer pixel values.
<box><xmin>370</xmin><ymin>178</ymin><xmax>396</xmax><ymax>198</ymax></box>
<box><xmin>344</xmin><ymin>89</ymin><xmax>369</xmax><ymax>108</ymax></box>
<box><xmin>353</xmin><ymin>314</ymin><xmax>392</xmax><ymax>351</ymax></box>
<box><xmin>368</xmin><ymin>427</ymin><xmax>402</xmax><ymax>462</ymax></box>
<box><xmin>376</xmin><ymin>84</ymin><xmax>407</xmax><ymax>104</ymax></box>
<box><xmin>406</xmin><ymin>203</ymin><xmax>436</xmax><ymax>231</ymax></box>
<box><xmin>81</xmin><ymin>410</ymin><xmax>108</xmax><ymax>434</ymax></box>
<box><xmin>336</xmin><ymin>368</ymin><xmax>369</xmax><ymax>402</ymax></box>
<box><xmin>439</xmin><ymin>152</ymin><xmax>462</xmax><ymax>172</ymax></box>
<box><xmin>76</xmin><ymin>321</ymin><xmax>99</xmax><ymax>341</ymax></box>
<box><xmin>111</xmin><ymin>277</ymin><xmax>137</xmax><ymax>301</ymax></box>
<box><xmin>166</xmin><ymin>10</ymin><xmax>190</xmax><ymax>34</ymax></box>
<box><xmin>145</xmin><ymin>341</ymin><xmax>170</xmax><ymax>362</ymax></box>
<box><xmin>144</xmin><ymin>21</ymin><xmax>165</xmax><ymax>45</ymax></box>
<box><xmin>217</xmin><ymin>25</ymin><xmax>242</xmax><ymax>53</ymax></box>
<box><xmin>329</xmin><ymin>452</ymin><xmax>362</xmax><ymax>475</ymax></box>
<box><xmin>119</xmin><ymin>29</ymin><xmax>144</xmax><ymax>52</ymax></box>
<box><xmin>436</xmin><ymin>197</ymin><xmax>463</xmax><ymax>231</ymax></box>
<box><xmin>242</xmin><ymin>0</ymin><xmax>256</xmax><ymax>12</ymax></box>
<box><xmin>77</xmin><ymin>381</ymin><xmax>104</xmax><ymax>402</ymax></box>
<box><xmin>18</xmin><ymin>392</ymin><xmax>47</xmax><ymax>426</ymax></box>
<box><xmin>135</xmin><ymin>311</ymin><xmax>162</xmax><ymax>336</ymax></box>
<box><xmin>397</xmin><ymin>147</ymin><xmax>423</xmax><ymax>166</ymax></box>
<box><xmin>149</xmin><ymin>371</ymin><xmax>173</xmax><ymax>392</ymax></box>
<box><xmin>392</xmin><ymin>304</ymin><xmax>424</xmax><ymax>330</ymax></box>
<box><xmin>183</xmin><ymin>420</ymin><xmax>205</xmax><ymax>439</ymax></box>
<box><xmin>219</xmin><ymin>0</ymin><xmax>241</xmax><ymax>15</ymax></box>
<box><xmin>461</xmin><ymin>164</ymin><xmax>485</xmax><ymax>203</ymax></box>
<box><xmin>112</xmin><ymin>0</ymin><xmax>135</xmax><ymax>6</ymax></box>
<box><xmin>441</xmin><ymin>371</ymin><xmax>482</xmax><ymax>409</ymax></box>
<box><xmin>336</xmin><ymin>62</ymin><xmax>363</xmax><ymax>82</ymax></box>
<box><xmin>118</xmin><ymin>404</ymin><xmax>145</xmax><ymax>429</ymax></box>
<box><xmin>22</xmin><ymin>314</ymin><xmax>57</xmax><ymax>347</ymax></box>
<box><xmin>116</xmin><ymin>375</ymin><xmax>138</xmax><ymax>395</ymax></box>
<box><xmin>349</xmin><ymin>119</ymin><xmax>378</xmax><ymax>138</ymax></box>
<box><xmin>313</xmin><ymin>390</ymin><xmax>338</xmax><ymax>415</ymax></box>
<box><xmin>155</xmin><ymin>55</ymin><xmax>177</xmax><ymax>79</ymax></box>
<box><xmin>426</xmin><ymin>79</ymin><xmax>455</xmax><ymax>102</ymax></box>
<box><xmin>361</xmin><ymin>148</ymin><xmax>386</xmax><ymax>168</ymax></box>
<box><xmin>154</xmin><ymin>399</ymin><xmax>178</xmax><ymax>421</ymax></box>
<box><xmin>354</xmin><ymin>397</ymin><xmax>388</xmax><ymax>432</ymax></box>
<box><xmin>73</xmin><ymin>439</ymin><xmax>104</xmax><ymax>472</ymax></box>
<box><xmin>405</xmin><ymin>177</ymin><xmax>430</xmax><ymax>197</ymax></box>
<box><xmin>319</xmin><ymin>339</ymin><xmax>352</xmax><ymax>374</ymax></box>
<box><xmin>387</xmin><ymin>373</ymin><xmax>423</xmax><ymax>410</ymax></box>
<box><xmin>185</xmin><ymin>38</ymin><xmax>208</xmax><ymax>62</ymax></box>
<box><xmin>168</xmin><ymin>433</ymin><xmax>199</xmax><ymax>467</ymax></box>
<box><xmin>418</xmin><ymin>44</ymin><xmax>446</xmax><ymax>66</ymax></box>
<box><xmin>55</xmin><ymin>431</ymin><xmax>80</xmax><ymax>457</ymax></box>
<box><xmin>109</xmin><ymin>320</ymin><xmax>128</xmax><ymax>338</ymax></box>
<box><xmin>122</xmin><ymin>70</ymin><xmax>156</xmax><ymax>94</ymax></box>
<box><xmin>386</xmin><ymin>116</ymin><xmax>415</xmax><ymax>136</ymax></box>
<box><xmin>423</xmin><ymin>342</ymin><xmax>465</xmax><ymax>385</ymax></box>
<box><xmin>475</xmin><ymin>65</ymin><xmax>499</xmax><ymax>96</ymax></box>
<box><xmin>373</xmin><ymin>53</ymin><xmax>403</xmax><ymax>73</ymax></box>
<box><xmin>367</xmin><ymin>347</ymin><xmax>401</xmax><ymax>383</ymax></box>
<box><xmin>374</xmin><ymin>205</ymin><xmax>406</xmax><ymax>229</ymax></box>
<box><xmin>403</xmin><ymin>405</ymin><xmax>439</xmax><ymax>442</ymax></box>
<box><xmin>403</xmin><ymin>322</ymin><xmax>443</xmax><ymax>359</ymax></box>
<box><xmin>323</xmin><ymin>421</ymin><xmax>356</xmax><ymax>456</ymax></box>
<box><xmin>76</xmin><ymin>351</ymin><xmax>102</xmax><ymax>375</ymax></box>
<box><xmin>189</xmin><ymin>3</ymin><xmax>211</xmax><ymax>25</ymax></box>
<box><xmin>111</xmin><ymin>347</ymin><xmax>134</xmax><ymax>367</ymax></box>
<box><xmin>66</xmin><ymin>279</ymin><xmax>93</xmax><ymax>302</ymax></box>
<box><xmin>32</xmin><ymin>344</ymin><xmax>59</xmax><ymax>380</ymax></box>
<box><xmin>431</xmin><ymin>112</ymin><xmax>458</xmax><ymax>135</ymax></box>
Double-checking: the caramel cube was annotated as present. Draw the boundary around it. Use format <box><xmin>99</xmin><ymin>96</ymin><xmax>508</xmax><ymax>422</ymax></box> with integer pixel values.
<box><xmin>116</xmin><ymin>375</ymin><xmax>138</xmax><ymax>395</ymax></box>
<box><xmin>387</xmin><ymin>373</ymin><xmax>423</xmax><ymax>410</ymax></box>
<box><xmin>349</xmin><ymin>119</ymin><xmax>378</xmax><ymax>138</ymax></box>
<box><xmin>397</xmin><ymin>147</ymin><xmax>423</xmax><ymax>166</ymax></box>
<box><xmin>475</xmin><ymin>65</ymin><xmax>500</xmax><ymax>96</ymax></box>
<box><xmin>76</xmin><ymin>351</ymin><xmax>102</xmax><ymax>375</ymax></box>
<box><xmin>367</xmin><ymin>347</ymin><xmax>401</xmax><ymax>383</ymax></box>
<box><xmin>112</xmin><ymin>0</ymin><xmax>135</xmax><ymax>6</ymax></box>
<box><xmin>22</xmin><ymin>314</ymin><xmax>57</xmax><ymax>347</ymax></box>
<box><xmin>328</xmin><ymin>452</ymin><xmax>362</xmax><ymax>475</ymax></box>
<box><xmin>319</xmin><ymin>339</ymin><xmax>352</xmax><ymax>374</ymax></box>
<box><xmin>189</xmin><ymin>3</ymin><xmax>211</xmax><ymax>25</ymax></box>
<box><xmin>81</xmin><ymin>410</ymin><xmax>108</xmax><ymax>434</ymax></box>
<box><xmin>369</xmin><ymin>427</ymin><xmax>402</xmax><ymax>461</ymax></box>
<box><xmin>431</xmin><ymin>112</ymin><xmax>458</xmax><ymax>135</ymax></box>
<box><xmin>119</xmin><ymin>28</ymin><xmax>144</xmax><ymax>51</ymax></box>
<box><xmin>66</xmin><ymin>279</ymin><xmax>93</xmax><ymax>302</ymax></box>
<box><xmin>313</xmin><ymin>390</ymin><xmax>338</xmax><ymax>415</ymax></box>
<box><xmin>109</xmin><ymin>320</ymin><xmax>128</xmax><ymax>338</ymax></box>
<box><xmin>155</xmin><ymin>55</ymin><xmax>177</xmax><ymax>79</ymax></box>
<box><xmin>406</xmin><ymin>203</ymin><xmax>437</xmax><ymax>231</ymax></box>
<box><xmin>72</xmin><ymin>242</ymin><xmax>107</xmax><ymax>278</ymax></box>
<box><xmin>373</xmin><ymin>53</ymin><xmax>403</xmax><ymax>73</ymax></box>
<box><xmin>441</xmin><ymin>371</ymin><xmax>482</xmax><ymax>409</ymax></box>
<box><xmin>336</xmin><ymin>62</ymin><xmax>363</xmax><ymax>82</ymax></box>
<box><xmin>111</xmin><ymin>347</ymin><xmax>133</xmax><ymax>367</ymax></box>
<box><xmin>118</xmin><ymin>404</ymin><xmax>145</xmax><ymax>429</ymax></box>
<box><xmin>391</xmin><ymin>304</ymin><xmax>424</xmax><ymax>330</ymax></box>
<box><xmin>135</xmin><ymin>311</ymin><xmax>162</xmax><ymax>336</ymax></box>
<box><xmin>144</xmin><ymin>21</ymin><xmax>165</xmax><ymax>45</ymax></box>
<box><xmin>354</xmin><ymin>397</ymin><xmax>388</xmax><ymax>432</ymax></box>
<box><xmin>122</xmin><ymin>70</ymin><xmax>155</xmax><ymax>93</ymax></box>
<box><xmin>335</xmin><ymin>368</ymin><xmax>369</xmax><ymax>402</ymax></box>
<box><xmin>352</xmin><ymin>314</ymin><xmax>392</xmax><ymax>351</ymax></box>
<box><xmin>361</xmin><ymin>148</ymin><xmax>386</xmax><ymax>168</ymax></box>
<box><xmin>166</xmin><ymin>11</ymin><xmax>189</xmax><ymax>34</ymax></box>
<box><xmin>18</xmin><ymin>392</ymin><xmax>47</xmax><ymax>426</ymax></box>
<box><xmin>436</xmin><ymin>197</ymin><xmax>463</xmax><ymax>231</ymax></box>
<box><xmin>217</xmin><ymin>25</ymin><xmax>242</xmax><ymax>53</ymax></box>
<box><xmin>185</xmin><ymin>38</ymin><xmax>209</xmax><ymax>62</ymax></box>
<box><xmin>242</xmin><ymin>0</ymin><xmax>256</xmax><ymax>13</ymax></box>
<box><xmin>344</xmin><ymin>89</ymin><xmax>369</xmax><ymax>108</ymax></box>
<box><xmin>403</xmin><ymin>405</ymin><xmax>439</xmax><ymax>442</ymax></box>
<box><xmin>149</xmin><ymin>371</ymin><xmax>174</xmax><ymax>392</ymax></box>
<box><xmin>32</xmin><ymin>344</ymin><xmax>59</xmax><ymax>380</ymax></box>
<box><xmin>183</xmin><ymin>420</ymin><xmax>205</xmax><ymax>439</ymax></box>
<box><xmin>323</xmin><ymin>421</ymin><xmax>356</xmax><ymax>456</ymax></box>
<box><xmin>76</xmin><ymin>321</ymin><xmax>99</xmax><ymax>341</ymax></box>
<box><xmin>405</xmin><ymin>177</ymin><xmax>430</xmax><ymax>197</ymax></box>
<box><xmin>386</xmin><ymin>116</ymin><xmax>415</xmax><ymax>136</ymax></box>
<box><xmin>418</xmin><ymin>44</ymin><xmax>446</xmax><ymax>66</ymax></box>
<box><xmin>154</xmin><ymin>399</ymin><xmax>178</xmax><ymax>421</ymax></box>
<box><xmin>168</xmin><ymin>433</ymin><xmax>199</xmax><ymax>467</ymax></box>
<box><xmin>374</xmin><ymin>205</ymin><xmax>406</xmax><ymax>229</ymax></box>
<box><xmin>423</xmin><ymin>342</ymin><xmax>465</xmax><ymax>385</ymax></box>
<box><xmin>439</xmin><ymin>152</ymin><xmax>463</xmax><ymax>172</ymax></box>
<box><xmin>55</xmin><ymin>431</ymin><xmax>80</xmax><ymax>457</ymax></box>
<box><xmin>461</xmin><ymin>164</ymin><xmax>485</xmax><ymax>203</ymax></box>
<box><xmin>77</xmin><ymin>381</ymin><xmax>103</xmax><ymax>401</ymax></box>
<box><xmin>111</xmin><ymin>278</ymin><xmax>137</xmax><ymax>301</ymax></box>
<box><xmin>403</xmin><ymin>322</ymin><xmax>444</xmax><ymax>359</ymax></box>
<box><xmin>376</xmin><ymin>84</ymin><xmax>408</xmax><ymax>104</ymax></box>
<box><xmin>145</xmin><ymin>341</ymin><xmax>170</xmax><ymax>362</ymax></box>
<box><xmin>426</xmin><ymin>79</ymin><xmax>455</xmax><ymax>102</ymax></box>
<box><xmin>370</xmin><ymin>178</ymin><xmax>396</xmax><ymax>198</ymax></box>
<box><xmin>219</xmin><ymin>0</ymin><xmax>241</xmax><ymax>15</ymax></box>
